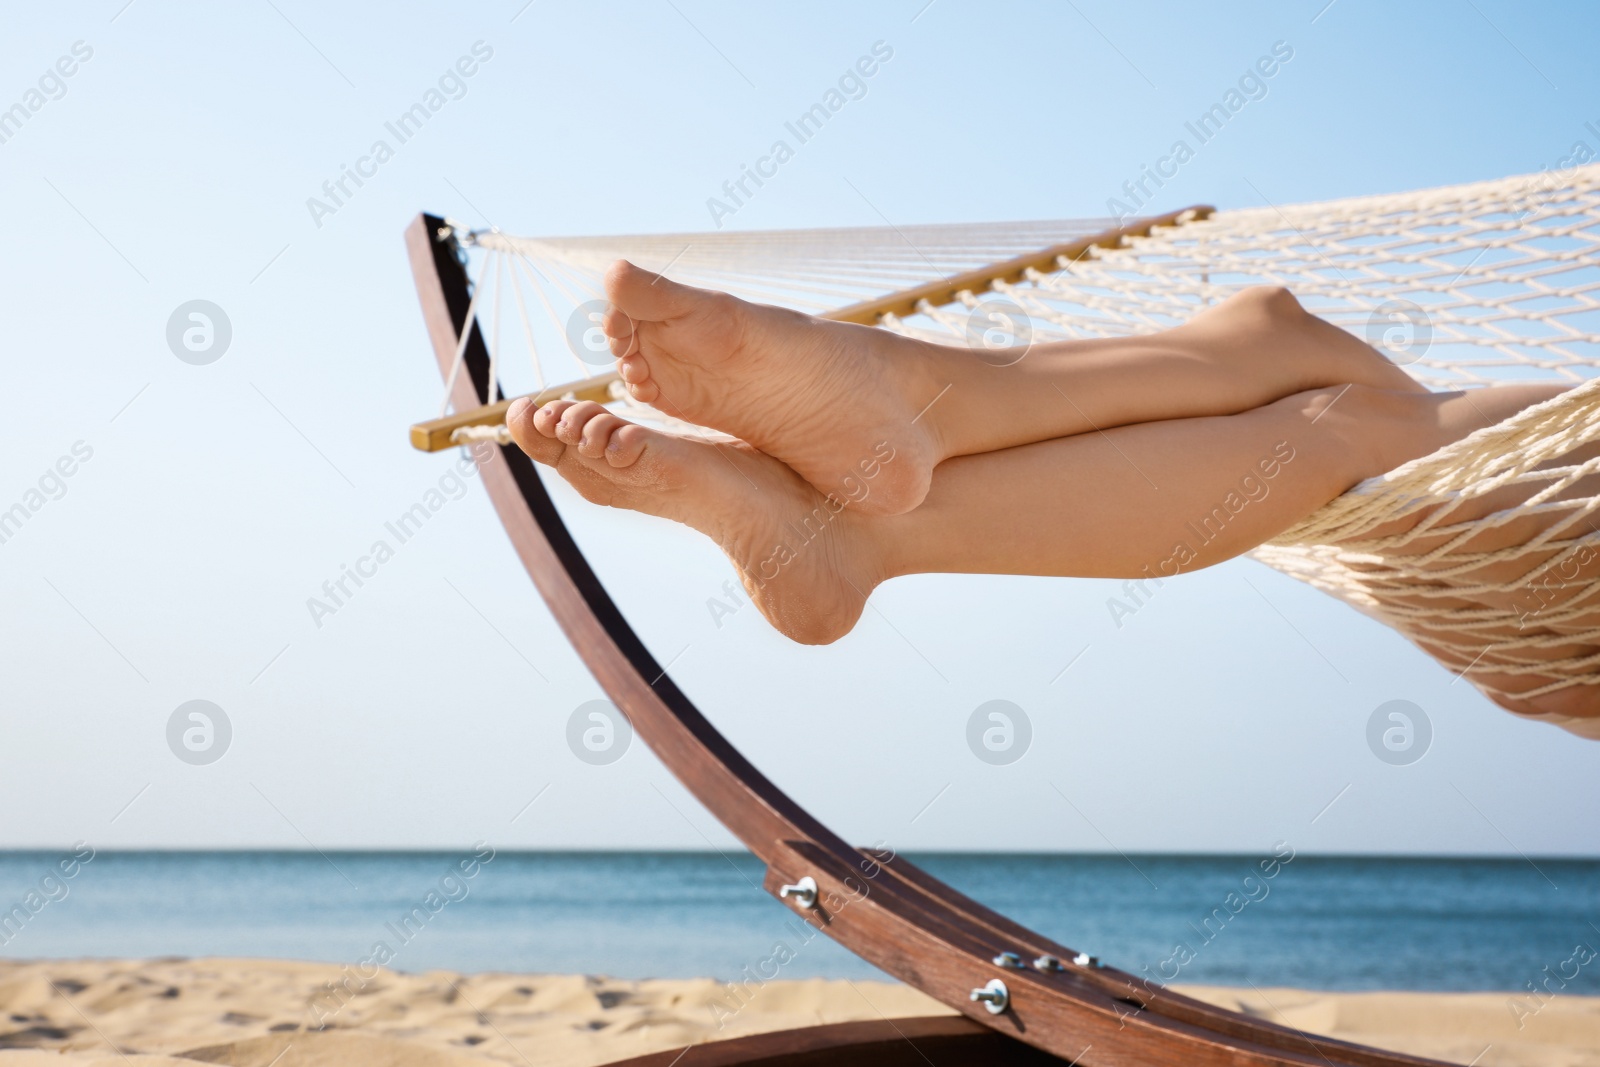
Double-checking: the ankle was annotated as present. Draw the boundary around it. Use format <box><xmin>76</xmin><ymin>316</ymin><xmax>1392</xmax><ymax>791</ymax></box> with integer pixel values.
<box><xmin>837</xmin><ymin>506</ymin><xmax>897</xmax><ymax>588</ymax></box>
<box><xmin>903</xmin><ymin>339</ymin><xmax>985</xmax><ymax>460</ymax></box>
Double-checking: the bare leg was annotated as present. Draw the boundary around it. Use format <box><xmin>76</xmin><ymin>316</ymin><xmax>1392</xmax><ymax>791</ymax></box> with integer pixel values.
<box><xmin>920</xmin><ymin>287</ymin><xmax>1425</xmax><ymax>460</ymax></box>
<box><xmin>602</xmin><ymin>266</ymin><xmax>1423</xmax><ymax>515</ymax></box>
<box><xmin>873</xmin><ymin>384</ymin><xmax>1564</xmax><ymax>581</ymax></box>
<box><xmin>505</xmin><ymin>383</ymin><xmax>1450</xmax><ymax>643</ymax></box>
<box><xmin>866</xmin><ymin>380</ymin><xmax>1599</xmax><ymax>729</ymax></box>
<box><xmin>507</xmin><ymin>383</ymin><xmax>1596</xmax><ymax>731</ymax></box>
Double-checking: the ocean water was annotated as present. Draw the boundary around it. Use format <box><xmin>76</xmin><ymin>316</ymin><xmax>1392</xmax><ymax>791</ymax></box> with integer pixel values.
<box><xmin>1</xmin><ymin>850</ymin><xmax>1596</xmax><ymax>993</ymax></box>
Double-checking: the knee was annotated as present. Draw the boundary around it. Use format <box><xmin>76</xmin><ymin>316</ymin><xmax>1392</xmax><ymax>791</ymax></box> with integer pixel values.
<box><xmin>1230</xmin><ymin>285</ymin><xmax>1307</xmax><ymax>322</ymax></box>
<box><xmin>1184</xmin><ymin>285</ymin><xmax>1309</xmax><ymax>338</ymax></box>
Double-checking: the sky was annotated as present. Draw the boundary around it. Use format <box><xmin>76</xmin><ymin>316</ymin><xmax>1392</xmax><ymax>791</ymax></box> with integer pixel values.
<box><xmin>1</xmin><ymin>0</ymin><xmax>1598</xmax><ymax>858</ymax></box>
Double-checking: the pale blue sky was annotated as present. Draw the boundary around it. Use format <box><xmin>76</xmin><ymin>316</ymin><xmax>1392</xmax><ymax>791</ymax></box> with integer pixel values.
<box><xmin>1</xmin><ymin>1</ymin><xmax>1597</xmax><ymax>856</ymax></box>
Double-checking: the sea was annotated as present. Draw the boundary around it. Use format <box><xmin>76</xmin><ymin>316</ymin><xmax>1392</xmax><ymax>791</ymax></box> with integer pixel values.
<box><xmin>1</xmin><ymin>851</ymin><xmax>1596</xmax><ymax>993</ymax></box>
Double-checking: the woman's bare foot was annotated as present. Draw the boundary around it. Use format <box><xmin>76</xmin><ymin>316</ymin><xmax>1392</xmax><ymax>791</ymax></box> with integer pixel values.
<box><xmin>505</xmin><ymin>396</ymin><xmax>881</xmax><ymax>644</ymax></box>
<box><xmin>602</xmin><ymin>261</ymin><xmax>947</xmax><ymax>516</ymax></box>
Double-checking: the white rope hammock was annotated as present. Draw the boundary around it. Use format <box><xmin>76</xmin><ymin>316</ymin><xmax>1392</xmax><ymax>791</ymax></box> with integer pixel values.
<box><xmin>1260</xmin><ymin>376</ymin><xmax>1600</xmax><ymax>703</ymax></box>
<box><xmin>432</xmin><ymin>164</ymin><xmax>1600</xmax><ymax>708</ymax></box>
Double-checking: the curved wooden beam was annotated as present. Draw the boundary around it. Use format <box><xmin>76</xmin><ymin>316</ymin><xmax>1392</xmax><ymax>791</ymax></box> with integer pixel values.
<box><xmin>406</xmin><ymin>212</ymin><xmax>1453</xmax><ymax>1067</ymax></box>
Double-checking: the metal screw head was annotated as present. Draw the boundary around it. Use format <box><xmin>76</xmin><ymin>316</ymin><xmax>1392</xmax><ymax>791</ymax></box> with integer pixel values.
<box><xmin>992</xmin><ymin>952</ymin><xmax>1024</xmax><ymax>969</ymax></box>
<box><xmin>1072</xmin><ymin>952</ymin><xmax>1100</xmax><ymax>968</ymax></box>
<box><xmin>1033</xmin><ymin>954</ymin><xmax>1064</xmax><ymax>973</ymax></box>
<box><xmin>779</xmin><ymin>876</ymin><xmax>818</xmax><ymax>909</ymax></box>
<box><xmin>969</xmin><ymin>978</ymin><xmax>1010</xmax><ymax>1015</ymax></box>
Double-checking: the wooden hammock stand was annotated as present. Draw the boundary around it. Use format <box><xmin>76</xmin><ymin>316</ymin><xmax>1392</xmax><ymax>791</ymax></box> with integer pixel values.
<box><xmin>406</xmin><ymin>211</ymin><xmax>1454</xmax><ymax>1067</ymax></box>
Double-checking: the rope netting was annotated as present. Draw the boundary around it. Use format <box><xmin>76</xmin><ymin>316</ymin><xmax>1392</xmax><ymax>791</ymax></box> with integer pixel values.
<box><xmin>437</xmin><ymin>164</ymin><xmax>1600</xmax><ymax>708</ymax></box>
<box><xmin>471</xmin><ymin>217</ymin><xmax>1126</xmax><ymax>316</ymax></box>
<box><xmin>895</xmin><ymin>168</ymin><xmax>1600</xmax><ymax>389</ymax></box>
<box><xmin>1257</xmin><ymin>375</ymin><xmax>1600</xmax><ymax>706</ymax></box>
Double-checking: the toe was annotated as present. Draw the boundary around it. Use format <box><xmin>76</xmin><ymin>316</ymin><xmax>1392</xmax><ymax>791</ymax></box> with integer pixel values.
<box><xmin>604</xmin><ymin>258</ymin><xmax>704</xmax><ymax>322</ymax></box>
<box><xmin>605</xmin><ymin>423</ymin><xmax>653</xmax><ymax>467</ymax></box>
<box><xmin>507</xmin><ymin>395</ymin><xmax>534</xmax><ymax>430</ymax></box>
<box><xmin>553</xmin><ymin>400</ymin><xmax>609</xmax><ymax>446</ymax></box>
<box><xmin>505</xmin><ymin>398</ymin><xmax>564</xmax><ymax>467</ymax></box>
<box><xmin>618</xmin><ymin>355</ymin><xmax>650</xmax><ymax>385</ymax></box>
<box><xmin>604</xmin><ymin>306</ymin><xmax>637</xmax><ymax>356</ymax></box>
<box><xmin>533</xmin><ymin>399</ymin><xmax>576</xmax><ymax>437</ymax></box>
<box><xmin>577</xmin><ymin>411</ymin><xmax>627</xmax><ymax>458</ymax></box>
<box><xmin>628</xmin><ymin>379</ymin><xmax>661</xmax><ymax>403</ymax></box>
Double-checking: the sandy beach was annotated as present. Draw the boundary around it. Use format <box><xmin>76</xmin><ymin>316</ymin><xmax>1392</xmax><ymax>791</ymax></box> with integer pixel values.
<box><xmin>0</xmin><ymin>958</ymin><xmax>1595</xmax><ymax>1066</ymax></box>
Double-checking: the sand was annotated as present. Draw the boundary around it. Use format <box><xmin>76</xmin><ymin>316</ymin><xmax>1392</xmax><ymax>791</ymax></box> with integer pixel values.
<box><xmin>0</xmin><ymin>959</ymin><xmax>1595</xmax><ymax>1067</ymax></box>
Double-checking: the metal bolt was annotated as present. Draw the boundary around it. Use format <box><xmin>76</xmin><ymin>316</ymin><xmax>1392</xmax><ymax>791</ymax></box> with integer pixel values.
<box><xmin>992</xmin><ymin>951</ymin><xmax>1024</xmax><ymax>969</ymax></box>
<box><xmin>970</xmin><ymin>978</ymin><xmax>1010</xmax><ymax>1015</ymax></box>
<box><xmin>1073</xmin><ymin>952</ymin><xmax>1100</xmax><ymax>968</ymax></box>
<box><xmin>778</xmin><ymin>876</ymin><xmax>818</xmax><ymax>909</ymax></box>
<box><xmin>1033</xmin><ymin>954</ymin><xmax>1064</xmax><ymax>972</ymax></box>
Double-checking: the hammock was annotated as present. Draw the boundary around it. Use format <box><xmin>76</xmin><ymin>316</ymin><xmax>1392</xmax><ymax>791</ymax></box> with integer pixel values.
<box><xmin>408</xmin><ymin>212</ymin><xmax>1461</xmax><ymax>1067</ymax></box>
<box><xmin>411</xmin><ymin>165</ymin><xmax>1600</xmax><ymax>713</ymax></box>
